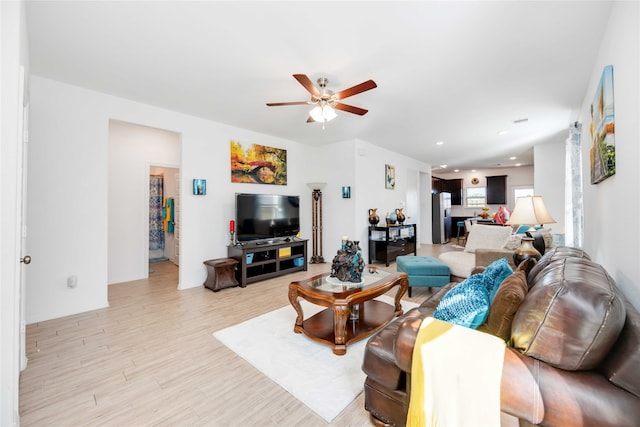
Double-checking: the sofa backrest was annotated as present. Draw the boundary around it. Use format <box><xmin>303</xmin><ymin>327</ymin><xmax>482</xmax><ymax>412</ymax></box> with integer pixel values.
<box><xmin>526</xmin><ymin>246</ymin><xmax>591</xmax><ymax>287</ymax></box>
<box><xmin>512</xmin><ymin>256</ymin><xmax>626</xmax><ymax>371</ymax></box>
<box><xmin>463</xmin><ymin>224</ymin><xmax>512</xmax><ymax>254</ymax></box>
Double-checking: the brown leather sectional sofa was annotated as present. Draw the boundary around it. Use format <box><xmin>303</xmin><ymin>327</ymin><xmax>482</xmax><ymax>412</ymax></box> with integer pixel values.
<box><xmin>362</xmin><ymin>247</ymin><xmax>640</xmax><ymax>426</ymax></box>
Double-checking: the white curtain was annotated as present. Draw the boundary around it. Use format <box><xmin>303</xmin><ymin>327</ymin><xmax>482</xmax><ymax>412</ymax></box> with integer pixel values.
<box><xmin>564</xmin><ymin>123</ymin><xmax>584</xmax><ymax>247</ymax></box>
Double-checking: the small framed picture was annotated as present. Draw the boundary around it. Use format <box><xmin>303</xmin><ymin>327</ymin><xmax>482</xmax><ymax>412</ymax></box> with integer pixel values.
<box><xmin>193</xmin><ymin>179</ymin><xmax>206</xmax><ymax>195</ymax></box>
<box><xmin>385</xmin><ymin>164</ymin><xmax>395</xmax><ymax>189</ymax></box>
<box><xmin>342</xmin><ymin>186</ymin><xmax>351</xmax><ymax>199</ymax></box>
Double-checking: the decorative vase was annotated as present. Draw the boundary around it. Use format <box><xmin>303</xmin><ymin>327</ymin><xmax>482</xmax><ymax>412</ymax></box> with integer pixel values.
<box><xmin>395</xmin><ymin>208</ymin><xmax>405</xmax><ymax>225</ymax></box>
<box><xmin>388</xmin><ymin>211</ymin><xmax>398</xmax><ymax>225</ymax></box>
<box><xmin>368</xmin><ymin>208</ymin><xmax>380</xmax><ymax>225</ymax></box>
<box><xmin>513</xmin><ymin>237</ymin><xmax>542</xmax><ymax>266</ymax></box>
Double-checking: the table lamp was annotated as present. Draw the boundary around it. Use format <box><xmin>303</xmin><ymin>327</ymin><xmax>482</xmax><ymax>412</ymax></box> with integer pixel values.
<box><xmin>505</xmin><ymin>196</ymin><xmax>556</xmax><ymax>265</ymax></box>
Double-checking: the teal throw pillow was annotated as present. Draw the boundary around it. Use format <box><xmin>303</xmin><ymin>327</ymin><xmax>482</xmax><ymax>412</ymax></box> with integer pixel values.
<box><xmin>483</xmin><ymin>258</ymin><xmax>514</xmax><ymax>302</ymax></box>
<box><xmin>433</xmin><ymin>275</ymin><xmax>490</xmax><ymax>329</ymax></box>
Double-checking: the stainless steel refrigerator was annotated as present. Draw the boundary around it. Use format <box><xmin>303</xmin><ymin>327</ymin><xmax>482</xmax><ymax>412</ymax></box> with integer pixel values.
<box><xmin>432</xmin><ymin>192</ymin><xmax>452</xmax><ymax>244</ymax></box>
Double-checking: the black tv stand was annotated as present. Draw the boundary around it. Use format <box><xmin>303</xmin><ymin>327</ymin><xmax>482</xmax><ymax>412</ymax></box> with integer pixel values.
<box><xmin>228</xmin><ymin>239</ymin><xmax>308</xmax><ymax>287</ymax></box>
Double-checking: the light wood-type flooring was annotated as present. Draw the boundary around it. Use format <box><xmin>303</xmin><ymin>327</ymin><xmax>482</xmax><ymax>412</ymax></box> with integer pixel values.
<box><xmin>20</xmin><ymin>243</ymin><xmax>455</xmax><ymax>426</ymax></box>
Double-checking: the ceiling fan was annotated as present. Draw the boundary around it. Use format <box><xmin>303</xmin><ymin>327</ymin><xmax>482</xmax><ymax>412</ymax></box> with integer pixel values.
<box><xmin>266</xmin><ymin>74</ymin><xmax>377</xmax><ymax>126</ymax></box>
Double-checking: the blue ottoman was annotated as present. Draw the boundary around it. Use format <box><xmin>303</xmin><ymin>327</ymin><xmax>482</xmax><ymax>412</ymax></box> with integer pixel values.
<box><xmin>396</xmin><ymin>256</ymin><xmax>451</xmax><ymax>297</ymax></box>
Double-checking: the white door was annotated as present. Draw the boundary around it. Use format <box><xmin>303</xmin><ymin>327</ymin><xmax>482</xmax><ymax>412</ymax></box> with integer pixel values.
<box><xmin>17</xmin><ymin>66</ymin><xmax>30</xmax><ymax>370</ymax></box>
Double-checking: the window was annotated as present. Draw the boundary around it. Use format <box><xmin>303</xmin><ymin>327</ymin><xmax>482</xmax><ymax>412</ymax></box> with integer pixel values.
<box><xmin>466</xmin><ymin>187</ymin><xmax>486</xmax><ymax>208</ymax></box>
<box><xmin>513</xmin><ymin>187</ymin><xmax>534</xmax><ymax>201</ymax></box>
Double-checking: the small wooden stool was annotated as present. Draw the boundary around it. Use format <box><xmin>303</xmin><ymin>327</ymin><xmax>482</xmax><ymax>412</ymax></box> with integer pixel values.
<box><xmin>203</xmin><ymin>258</ymin><xmax>241</xmax><ymax>292</ymax></box>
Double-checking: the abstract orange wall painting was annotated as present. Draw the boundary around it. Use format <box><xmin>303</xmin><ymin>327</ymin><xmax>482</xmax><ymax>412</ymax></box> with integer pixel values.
<box><xmin>589</xmin><ymin>65</ymin><xmax>615</xmax><ymax>184</ymax></box>
<box><xmin>230</xmin><ymin>140</ymin><xmax>287</xmax><ymax>185</ymax></box>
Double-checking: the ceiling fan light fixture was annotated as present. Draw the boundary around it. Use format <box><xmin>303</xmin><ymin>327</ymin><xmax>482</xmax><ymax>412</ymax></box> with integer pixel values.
<box><xmin>309</xmin><ymin>103</ymin><xmax>337</xmax><ymax>123</ymax></box>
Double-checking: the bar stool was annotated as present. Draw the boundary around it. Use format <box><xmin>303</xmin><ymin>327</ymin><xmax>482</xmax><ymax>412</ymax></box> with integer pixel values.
<box><xmin>456</xmin><ymin>221</ymin><xmax>466</xmax><ymax>246</ymax></box>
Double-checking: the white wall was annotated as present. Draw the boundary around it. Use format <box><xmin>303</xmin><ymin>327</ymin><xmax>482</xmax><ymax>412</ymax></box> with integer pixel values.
<box><xmin>108</xmin><ymin>120</ymin><xmax>180</xmax><ymax>284</ymax></box>
<box><xmin>534</xmin><ymin>141</ymin><xmax>566</xmax><ymax>236</ymax></box>
<box><xmin>578</xmin><ymin>1</ymin><xmax>640</xmax><ymax>309</ymax></box>
<box><xmin>26</xmin><ymin>77</ymin><xmax>427</xmax><ymax>323</ymax></box>
<box><xmin>292</xmin><ymin>139</ymin><xmax>429</xmax><ymax>264</ymax></box>
<box><xmin>435</xmin><ymin>166</ymin><xmax>534</xmax><ymax>216</ymax></box>
<box><xmin>27</xmin><ymin>76</ymin><xmax>317</xmax><ymax>322</ymax></box>
<box><xmin>354</xmin><ymin>140</ymin><xmax>429</xmax><ymax>257</ymax></box>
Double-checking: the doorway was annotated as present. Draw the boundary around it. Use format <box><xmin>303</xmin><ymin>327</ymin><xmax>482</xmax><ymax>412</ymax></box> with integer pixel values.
<box><xmin>149</xmin><ymin>166</ymin><xmax>180</xmax><ymax>266</ymax></box>
<box><xmin>107</xmin><ymin>120</ymin><xmax>181</xmax><ymax>285</ymax></box>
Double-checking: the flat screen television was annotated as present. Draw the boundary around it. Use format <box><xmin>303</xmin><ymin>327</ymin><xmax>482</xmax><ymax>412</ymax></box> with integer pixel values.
<box><xmin>235</xmin><ymin>193</ymin><xmax>300</xmax><ymax>242</ymax></box>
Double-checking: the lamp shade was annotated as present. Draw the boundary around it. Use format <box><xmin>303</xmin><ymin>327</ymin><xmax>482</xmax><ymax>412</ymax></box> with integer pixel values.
<box><xmin>506</xmin><ymin>196</ymin><xmax>556</xmax><ymax>229</ymax></box>
<box><xmin>306</xmin><ymin>182</ymin><xmax>326</xmax><ymax>190</ymax></box>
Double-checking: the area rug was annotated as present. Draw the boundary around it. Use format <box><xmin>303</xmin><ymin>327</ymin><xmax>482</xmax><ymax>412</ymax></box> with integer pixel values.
<box><xmin>213</xmin><ymin>295</ymin><xmax>418</xmax><ymax>422</ymax></box>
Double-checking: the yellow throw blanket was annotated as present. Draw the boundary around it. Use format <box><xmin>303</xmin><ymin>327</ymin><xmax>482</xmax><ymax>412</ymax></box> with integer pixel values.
<box><xmin>407</xmin><ymin>317</ymin><xmax>505</xmax><ymax>427</ymax></box>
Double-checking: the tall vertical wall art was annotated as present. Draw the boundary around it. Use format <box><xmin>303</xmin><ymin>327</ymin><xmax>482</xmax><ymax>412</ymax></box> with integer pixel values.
<box><xmin>589</xmin><ymin>65</ymin><xmax>615</xmax><ymax>184</ymax></box>
<box><xmin>385</xmin><ymin>164</ymin><xmax>395</xmax><ymax>189</ymax></box>
<box><xmin>230</xmin><ymin>140</ymin><xmax>287</xmax><ymax>185</ymax></box>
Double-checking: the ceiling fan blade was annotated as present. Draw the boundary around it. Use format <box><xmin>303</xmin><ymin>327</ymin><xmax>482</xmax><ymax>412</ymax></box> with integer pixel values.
<box><xmin>293</xmin><ymin>74</ymin><xmax>321</xmax><ymax>97</ymax></box>
<box><xmin>306</xmin><ymin>116</ymin><xmax>315</xmax><ymax>123</ymax></box>
<box><xmin>266</xmin><ymin>101</ymin><xmax>310</xmax><ymax>107</ymax></box>
<box><xmin>333</xmin><ymin>102</ymin><xmax>368</xmax><ymax>116</ymax></box>
<box><xmin>334</xmin><ymin>80</ymin><xmax>377</xmax><ymax>100</ymax></box>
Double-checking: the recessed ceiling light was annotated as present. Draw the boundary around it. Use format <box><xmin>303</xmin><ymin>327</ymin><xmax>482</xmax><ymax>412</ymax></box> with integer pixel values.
<box><xmin>454</xmin><ymin>169</ymin><xmax>460</xmax><ymax>172</ymax></box>
<box><xmin>515</xmin><ymin>163</ymin><xmax>522</xmax><ymax>167</ymax></box>
<box><xmin>498</xmin><ymin>130</ymin><xmax>508</xmax><ymax>135</ymax></box>
<box><xmin>509</xmin><ymin>156</ymin><xmax>517</xmax><ymax>160</ymax></box>
<box><xmin>440</xmin><ymin>164</ymin><xmax>447</xmax><ymax>169</ymax></box>
<box><xmin>471</xmin><ymin>169</ymin><xmax>477</xmax><ymax>173</ymax></box>
<box><xmin>436</xmin><ymin>141</ymin><xmax>444</xmax><ymax>145</ymax></box>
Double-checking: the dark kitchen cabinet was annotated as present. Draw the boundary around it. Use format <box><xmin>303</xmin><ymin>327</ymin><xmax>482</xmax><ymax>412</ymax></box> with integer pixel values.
<box><xmin>432</xmin><ymin>177</ymin><xmax>463</xmax><ymax>205</ymax></box>
<box><xmin>486</xmin><ymin>175</ymin><xmax>507</xmax><ymax>205</ymax></box>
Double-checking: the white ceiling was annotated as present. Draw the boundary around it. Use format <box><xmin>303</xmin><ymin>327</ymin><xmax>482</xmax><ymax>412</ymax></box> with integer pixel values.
<box><xmin>25</xmin><ymin>1</ymin><xmax>612</xmax><ymax>172</ymax></box>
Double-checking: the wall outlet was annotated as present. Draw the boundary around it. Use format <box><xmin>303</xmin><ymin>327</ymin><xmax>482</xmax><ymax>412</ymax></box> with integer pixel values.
<box><xmin>67</xmin><ymin>275</ymin><xmax>77</xmax><ymax>288</ymax></box>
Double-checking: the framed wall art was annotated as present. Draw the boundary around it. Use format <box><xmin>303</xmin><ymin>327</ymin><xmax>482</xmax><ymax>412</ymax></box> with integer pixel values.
<box><xmin>385</xmin><ymin>164</ymin><xmax>395</xmax><ymax>189</ymax></box>
<box><xmin>589</xmin><ymin>65</ymin><xmax>615</xmax><ymax>184</ymax></box>
<box><xmin>230</xmin><ymin>140</ymin><xmax>287</xmax><ymax>185</ymax></box>
<box><xmin>342</xmin><ymin>186</ymin><xmax>351</xmax><ymax>199</ymax></box>
<box><xmin>193</xmin><ymin>179</ymin><xmax>206</xmax><ymax>195</ymax></box>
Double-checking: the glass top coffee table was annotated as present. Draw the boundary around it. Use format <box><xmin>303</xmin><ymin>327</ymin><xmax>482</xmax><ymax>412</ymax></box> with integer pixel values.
<box><xmin>288</xmin><ymin>269</ymin><xmax>409</xmax><ymax>355</ymax></box>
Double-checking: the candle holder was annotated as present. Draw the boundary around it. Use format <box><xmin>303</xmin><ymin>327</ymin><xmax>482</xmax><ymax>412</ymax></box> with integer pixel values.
<box><xmin>230</xmin><ymin>231</ymin><xmax>237</xmax><ymax>246</ymax></box>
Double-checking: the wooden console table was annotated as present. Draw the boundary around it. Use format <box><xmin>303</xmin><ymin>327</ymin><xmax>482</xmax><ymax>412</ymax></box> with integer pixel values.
<box><xmin>228</xmin><ymin>239</ymin><xmax>308</xmax><ymax>287</ymax></box>
<box><xmin>368</xmin><ymin>224</ymin><xmax>417</xmax><ymax>266</ymax></box>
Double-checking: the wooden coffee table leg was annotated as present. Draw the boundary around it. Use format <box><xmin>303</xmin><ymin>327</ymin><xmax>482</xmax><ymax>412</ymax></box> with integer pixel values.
<box><xmin>393</xmin><ymin>276</ymin><xmax>409</xmax><ymax>316</ymax></box>
<box><xmin>332</xmin><ymin>305</ymin><xmax>349</xmax><ymax>355</ymax></box>
<box><xmin>288</xmin><ymin>287</ymin><xmax>304</xmax><ymax>333</ymax></box>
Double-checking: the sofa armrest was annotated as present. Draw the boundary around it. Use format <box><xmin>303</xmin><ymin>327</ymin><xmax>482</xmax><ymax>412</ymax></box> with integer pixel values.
<box><xmin>475</xmin><ymin>248</ymin><xmax>515</xmax><ymax>269</ymax></box>
<box><xmin>393</xmin><ymin>283</ymin><xmax>457</xmax><ymax>372</ymax></box>
<box><xmin>394</xmin><ymin>316</ymin><xmax>425</xmax><ymax>373</ymax></box>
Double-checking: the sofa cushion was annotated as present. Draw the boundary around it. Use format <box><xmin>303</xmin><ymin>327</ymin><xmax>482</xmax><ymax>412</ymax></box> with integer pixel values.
<box><xmin>433</xmin><ymin>275</ymin><xmax>490</xmax><ymax>329</ymax></box>
<box><xmin>503</xmin><ymin>233</ymin><xmax>523</xmax><ymax>250</ymax></box>
<box><xmin>482</xmin><ymin>270</ymin><xmax>528</xmax><ymax>342</ymax></box>
<box><xmin>537</xmin><ymin>227</ymin><xmax>554</xmax><ymax>248</ymax></box>
<box><xmin>512</xmin><ymin>257</ymin><xmax>626</xmax><ymax>370</ymax></box>
<box><xmin>481</xmin><ymin>257</ymin><xmax>513</xmax><ymax>301</ymax></box>
<box><xmin>438</xmin><ymin>251</ymin><xmax>475</xmax><ymax>278</ymax></box>
<box><xmin>464</xmin><ymin>224</ymin><xmax>512</xmax><ymax>254</ymax></box>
